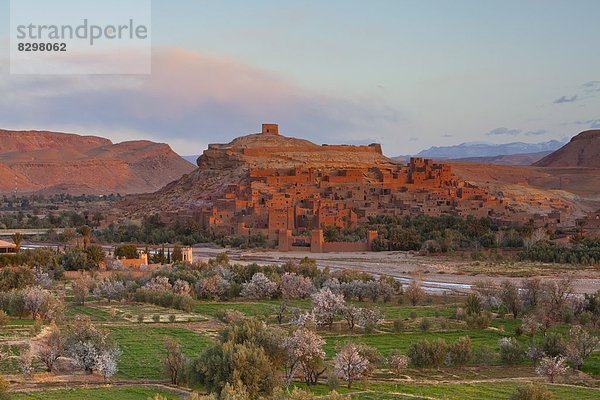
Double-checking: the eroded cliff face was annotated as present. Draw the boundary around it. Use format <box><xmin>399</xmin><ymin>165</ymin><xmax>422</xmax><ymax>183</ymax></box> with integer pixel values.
<box><xmin>534</xmin><ymin>130</ymin><xmax>600</xmax><ymax>168</ymax></box>
<box><xmin>0</xmin><ymin>129</ymin><xmax>195</xmax><ymax>195</ymax></box>
<box><xmin>196</xmin><ymin>132</ymin><xmax>390</xmax><ymax>170</ymax></box>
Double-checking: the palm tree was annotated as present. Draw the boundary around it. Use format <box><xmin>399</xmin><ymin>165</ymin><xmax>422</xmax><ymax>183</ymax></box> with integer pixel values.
<box><xmin>79</xmin><ymin>225</ymin><xmax>92</xmax><ymax>249</ymax></box>
<box><xmin>11</xmin><ymin>232</ymin><xmax>22</xmax><ymax>253</ymax></box>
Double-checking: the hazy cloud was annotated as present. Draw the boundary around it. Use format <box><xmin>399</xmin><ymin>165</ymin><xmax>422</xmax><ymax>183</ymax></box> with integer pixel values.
<box><xmin>583</xmin><ymin>81</ymin><xmax>600</xmax><ymax>94</ymax></box>
<box><xmin>573</xmin><ymin>119</ymin><xmax>600</xmax><ymax>129</ymax></box>
<box><xmin>441</xmin><ymin>133</ymin><xmax>453</xmax><ymax>138</ymax></box>
<box><xmin>553</xmin><ymin>95</ymin><xmax>578</xmax><ymax>104</ymax></box>
<box><xmin>409</xmin><ymin>137</ymin><xmax>418</xmax><ymax>142</ymax></box>
<box><xmin>554</xmin><ymin>81</ymin><xmax>600</xmax><ymax>105</ymax></box>
<box><xmin>0</xmin><ymin>46</ymin><xmax>403</xmax><ymax>153</ymax></box>
<box><xmin>486</xmin><ymin>127</ymin><xmax>546</xmax><ymax>137</ymax></box>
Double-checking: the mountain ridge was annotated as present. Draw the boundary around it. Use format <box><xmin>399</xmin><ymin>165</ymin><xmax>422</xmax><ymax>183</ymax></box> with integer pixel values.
<box><xmin>0</xmin><ymin>129</ymin><xmax>195</xmax><ymax>195</ymax></box>
<box><xmin>410</xmin><ymin>139</ymin><xmax>565</xmax><ymax>159</ymax></box>
<box><xmin>534</xmin><ymin>130</ymin><xmax>600</xmax><ymax>168</ymax></box>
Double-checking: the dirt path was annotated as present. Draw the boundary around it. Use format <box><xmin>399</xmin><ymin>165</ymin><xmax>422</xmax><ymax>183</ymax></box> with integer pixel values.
<box><xmin>8</xmin><ymin>376</ymin><xmax>194</xmax><ymax>397</ymax></box>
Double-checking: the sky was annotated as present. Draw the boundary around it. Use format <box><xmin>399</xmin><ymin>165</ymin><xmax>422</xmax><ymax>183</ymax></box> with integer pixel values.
<box><xmin>1</xmin><ymin>0</ymin><xmax>600</xmax><ymax>156</ymax></box>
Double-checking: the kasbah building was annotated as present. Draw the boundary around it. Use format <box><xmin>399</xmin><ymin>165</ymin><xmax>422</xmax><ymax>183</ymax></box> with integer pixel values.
<box><xmin>172</xmin><ymin>124</ymin><xmax>564</xmax><ymax>253</ymax></box>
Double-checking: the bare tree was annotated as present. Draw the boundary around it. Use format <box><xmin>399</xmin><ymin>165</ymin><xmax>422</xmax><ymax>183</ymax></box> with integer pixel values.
<box><xmin>274</xmin><ymin>301</ymin><xmax>288</xmax><ymax>325</ymax></box>
<box><xmin>521</xmin><ymin>277</ymin><xmax>542</xmax><ymax>308</ymax></box>
<box><xmin>19</xmin><ymin>348</ymin><xmax>34</xmax><ymax>377</ymax></box>
<box><xmin>341</xmin><ymin>305</ymin><xmax>361</xmax><ymax>331</ymax></box>
<box><xmin>73</xmin><ymin>275</ymin><xmax>94</xmax><ymax>306</ymax></box>
<box><xmin>541</xmin><ymin>277</ymin><xmax>574</xmax><ymax>323</ymax></box>
<box><xmin>524</xmin><ymin>227</ymin><xmax>549</xmax><ymax>249</ymax></box>
<box><xmin>163</xmin><ymin>337</ymin><xmax>185</xmax><ymax>385</ymax></box>
<box><xmin>405</xmin><ymin>280</ymin><xmax>424</xmax><ymax>306</ymax></box>
<box><xmin>565</xmin><ymin>326</ymin><xmax>599</xmax><ymax>370</ymax></box>
<box><xmin>500</xmin><ymin>280</ymin><xmax>522</xmax><ymax>319</ymax></box>
<box><xmin>36</xmin><ymin>325</ymin><xmax>64</xmax><ymax>372</ymax></box>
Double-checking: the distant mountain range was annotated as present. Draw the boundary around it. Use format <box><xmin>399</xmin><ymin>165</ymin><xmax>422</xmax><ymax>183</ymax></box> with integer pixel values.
<box><xmin>182</xmin><ymin>155</ymin><xmax>199</xmax><ymax>165</ymax></box>
<box><xmin>407</xmin><ymin>139</ymin><xmax>566</xmax><ymax>159</ymax></box>
<box><xmin>449</xmin><ymin>151</ymin><xmax>553</xmax><ymax>166</ymax></box>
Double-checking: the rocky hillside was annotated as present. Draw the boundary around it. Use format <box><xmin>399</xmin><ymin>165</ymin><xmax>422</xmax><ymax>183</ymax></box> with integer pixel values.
<box><xmin>123</xmin><ymin>126</ymin><xmax>595</xmax><ymax>223</ymax></box>
<box><xmin>123</xmin><ymin>127</ymin><xmax>395</xmax><ymax>214</ymax></box>
<box><xmin>0</xmin><ymin>129</ymin><xmax>195</xmax><ymax>195</ymax></box>
<box><xmin>534</xmin><ymin>130</ymin><xmax>600</xmax><ymax>168</ymax></box>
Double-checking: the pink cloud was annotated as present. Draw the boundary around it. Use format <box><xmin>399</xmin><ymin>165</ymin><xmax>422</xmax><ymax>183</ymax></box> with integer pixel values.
<box><xmin>0</xmin><ymin>46</ymin><xmax>402</xmax><ymax>152</ymax></box>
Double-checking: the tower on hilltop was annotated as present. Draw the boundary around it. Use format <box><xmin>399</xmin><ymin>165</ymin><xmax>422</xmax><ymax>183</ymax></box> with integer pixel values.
<box><xmin>262</xmin><ymin>123</ymin><xmax>279</xmax><ymax>135</ymax></box>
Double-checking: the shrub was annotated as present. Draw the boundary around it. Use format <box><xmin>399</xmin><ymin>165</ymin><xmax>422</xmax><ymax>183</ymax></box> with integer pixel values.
<box><xmin>392</xmin><ymin>318</ymin><xmax>404</xmax><ymax>333</ymax></box>
<box><xmin>473</xmin><ymin>346</ymin><xmax>496</xmax><ymax>366</ymax></box>
<box><xmin>439</xmin><ymin>319</ymin><xmax>449</xmax><ymax>330</ymax></box>
<box><xmin>409</xmin><ymin>311</ymin><xmax>417</xmax><ymax>320</ymax></box>
<box><xmin>30</xmin><ymin>320</ymin><xmax>43</xmax><ymax>336</ymax></box>
<box><xmin>499</xmin><ymin>337</ymin><xmax>523</xmax><ymax>364</ymax></box>
<box><xmin>448</xmin><ymin>336</ymin><xmax>472</xmax><ymax>367</ymax></box>
<box><xmin>542</xmin><ymin>333</ymin><xmax>566</xmax><ymax>358</ymax></box>
<box><xmin>388</xmin><ymin>350</ymin><xmax>409</xmax><ymax>376</ymax></box>
<box><xmin>0</xmin><ymin>375</ymin><xmax>10</xmax><ymax>400</ymax></box>
<box><xmin>466</xmin><ymin>311</ymin><xmax>492</xmax><ymax>329</ymax></box>
<box><xmin>0</xmin><ymin>310</ymin><xmax>9</xmax><ymax>327</ymax></box>
<box><xmin>137</xmin><ymin>314</ymin><xmax>144</xmax><ymax>323</ymax></box>
<box><xmin>465</xmin><ymin>294</ymin><xmax>482</xmax><ymax>316</ymax></box>
<box><xmin>419</xmin><ymin>318</ymin><xmax>431</xmax><ymax>332</ymax></box>
<box><xmin>407</xmin><ymin>338</ymin><xmax>447</xmax><ymax>368</ymax></box>
<box><xmin>152</xmin><ymin>314</ymin><xmax>161</xmax><ymax>323</ymax></box>
<box><xmin>216</xmin><ymin>309</ymin><xmax>245</xmax><ymax>324</ymax></box>
<box><xmin>169</xmin><ymin>314</ymin><xmax>177</xmax><ymax>323</ymax></box>
<box><xmin>526</xmin><ymin>344</ymin><xmax>545</xmax><ymax>366</ymax></box>
<box><xmin>509</xmin><ymin>383</ymin><xmax>553</xmax><ymax>400</ymax></box>
<box><xmin>326</xmin><ymin>374</ymin><xmax>340</xmax><ymax>390</ymax></box>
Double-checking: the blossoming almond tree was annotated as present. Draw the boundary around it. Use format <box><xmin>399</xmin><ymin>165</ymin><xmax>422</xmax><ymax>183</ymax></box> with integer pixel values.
<box><xmin>334</xmin><ymin>343</ymin><xmax>370</xmax><ymax>388</ymax></box>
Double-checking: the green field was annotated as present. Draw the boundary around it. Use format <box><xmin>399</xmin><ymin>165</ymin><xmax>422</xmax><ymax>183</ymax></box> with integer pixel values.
<box><xmin>13</xmin><ymin>386</ymin><xmax>182</xmax><ymax>400</ymax></box>
<box><xmin>194</xmin><ymin>299</ymin><xmax>310</xmax><ymax>317</ymax></box>
<box><xmin>108</xmin><ymin>326</ymin><xmax>213</xmax><ymax>379</ymax></box>
<box><xmin>323</xmin><ymin>329</ymin><xmax>512</xmax><ymax>358</ymax></box>
<box><xmin>65</xmin><ymin>305</ymin><xmax>111</xmax><ymax>321</ymax></box>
